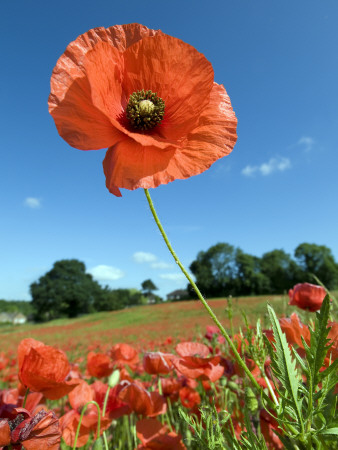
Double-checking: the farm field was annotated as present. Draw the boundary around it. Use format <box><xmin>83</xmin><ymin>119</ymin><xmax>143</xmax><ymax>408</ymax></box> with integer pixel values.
<box><xmin>0</xmin><ymin>294</ymin><xmax>287</xmax><ymax>356</ymax></box>
<box><xmin>1</xmin><ymin>292</ymin><xmax>336</xmax><ymax>449</ymax></box>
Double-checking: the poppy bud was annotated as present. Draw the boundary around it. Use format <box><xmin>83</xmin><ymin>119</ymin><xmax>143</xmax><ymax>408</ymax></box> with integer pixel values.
<box><xmin>108</xmin><ymin>369</ymin><xmax>120</xmax><ymax>388</ymax></box>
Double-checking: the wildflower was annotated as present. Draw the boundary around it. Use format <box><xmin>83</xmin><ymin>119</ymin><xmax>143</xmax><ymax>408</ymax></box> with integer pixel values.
<box><xmin>60</xmin><ymin>380</ymin><xmax>111</xmax><ymax>448</ymax></box>
<box><xmin>288</xmin><ymin>282</ymin><xmax>327</xmax><ymax>312</ymax></box>
<box><xmin>18</xmin><ymin>338</ymin><xmax>78</xmax><ymax>400</ymax></box>
<box><xmin>118</xmin><ymin>380</ymin><xmax>166</xmax><ymax>417</ymax></box>
<box><xmin>87</xmin><ymin>352</ymin><xmax>114</xmax><ymax>378</ymax></box>
<box><xmin>280</xmin><ymin>313</ymin><xmax>338</xmax><ymax>366</ymax></box>
<box><xmin>0</xmin><ymin>404</ymin><xmax>61</xmax><ymax>449</ymax></box>
<box><xmin>143</xmin><ymin>352</ymin><xmax>175</xmax><ymax>375</ymax></box>
<box><xmin>49</xmin><ymin>23</ymin><xmax>237</xmax><ymax>196</ymax></box>
<box><xmin>110</xmin><ymin>343</ymin><xmax>139</xmax><ymax>368</ymax></box>
<box><xmin>173</xmin><ymin>342</ymin><xmax>224</xmax><ymax>382</ymax></box>
<box><xmin>136</xmin><ymin>418</ymin><xmax>186</xmax><ymax>449</ymax></box>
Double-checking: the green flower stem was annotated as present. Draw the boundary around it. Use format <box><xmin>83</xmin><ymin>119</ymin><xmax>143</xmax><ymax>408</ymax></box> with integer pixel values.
<box><xmin>262</xmin><ymin>373</ymin><xmax>279</xmax><ymax>406</ymax></box>
<box><xmin>101</xmin><ymin>386</ymin><xmax>111</xmax><ymax>449</ymax></box>
<box><xmin>22</xmin><ymin>388</ymin><xmax>30</xmax><ymax>408</ymax></box>
<box><xmin>144</xmin><ymin>189</ymin><xmax>271</xmax><ymax>403</ymax></box>
<box><xmin>72</xmin><ymin>401</ymin><xmax>102</xmax><ymax>450</ymax></box>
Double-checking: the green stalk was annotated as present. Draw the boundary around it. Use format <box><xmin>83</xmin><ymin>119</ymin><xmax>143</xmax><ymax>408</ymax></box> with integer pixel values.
<box><xmin>101</xmin><ymin>385</ymin><xmax>112</xmax><ymax>450</ymax></box>
<box><xmin>144</xmin><ymin>189</ymin><xmax>271</xmax><ymax>403</ymax></box>
<box><xmin>22</xmin><ymin>388</ymin><xmax>30</xmax><ymax>408</ymax></box>
<box><xmin>72</xmin><ymin>401</ymin><xmax>101</xmax><ymax>450</ymax></box>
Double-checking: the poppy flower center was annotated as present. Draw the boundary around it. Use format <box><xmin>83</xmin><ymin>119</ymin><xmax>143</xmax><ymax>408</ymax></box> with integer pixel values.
<box><xmin>126</xmin><ymin>90</ymin><xmax>165</xmax><ymax>131</ymax></box>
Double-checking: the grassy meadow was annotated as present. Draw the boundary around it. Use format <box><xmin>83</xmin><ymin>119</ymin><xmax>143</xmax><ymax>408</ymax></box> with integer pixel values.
<box><xmin>1</xmin><ymin>294</ymin><xmax>288</xmax><ymax>356</ymax></box>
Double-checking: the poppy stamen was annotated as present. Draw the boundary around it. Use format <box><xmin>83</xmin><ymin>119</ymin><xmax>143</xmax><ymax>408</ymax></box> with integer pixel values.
<box><xmin>126</xmin><ymin>90</ymin><xmax>165</xmax><ymax>131</ymax></box>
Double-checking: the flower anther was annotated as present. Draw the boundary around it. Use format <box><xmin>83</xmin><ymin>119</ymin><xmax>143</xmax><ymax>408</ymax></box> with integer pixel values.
<box><xmin>126</xmin><ymin>90</ymin><xmax>165</xmax><ymax>130</ymax></box>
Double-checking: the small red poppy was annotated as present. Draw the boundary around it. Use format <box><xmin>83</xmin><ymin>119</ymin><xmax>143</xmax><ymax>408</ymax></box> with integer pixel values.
<box><xmin>174</xmin><ymin>342</ymin><xmax>224</xmax><ymax>382</ymax></box>
<box><xmin>143</xmin><ymin>352</ymin><xmax>175</xmax><ymax>375</ymax></box>
<box><xmin>18</xmin><ymin>338</ymin><xmax>78</xmax><ymax>400</ymax></box>
<box><xmin>136</xmin><ymin>418</ymin><xmax>186</xmax><ymax>449</ymax></box>
<box><xmin>288</xmin><ymin>283</ymin><xmax>327</xmax><ymax>312</ymax></box>
<box><xmin>0</xmin><ymin>405</ymin><xmax>61</xmax><ymax>449</ymax></box>
<box><xmin>87</xmin><ymin>352</ymin><xmax>114</xmax><ymax>378</ymax></box>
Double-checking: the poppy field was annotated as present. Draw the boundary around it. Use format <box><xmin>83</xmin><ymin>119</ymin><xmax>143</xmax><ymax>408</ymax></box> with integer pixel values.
<box><xmin>1</xmin><ymin>16</ymin><xmax>337</xmax><ymax>449</ymax></box>
<box><xmin>0</xmin><ymin>287</ymin><xmax>337</xmax><ymax>449</ymax></box>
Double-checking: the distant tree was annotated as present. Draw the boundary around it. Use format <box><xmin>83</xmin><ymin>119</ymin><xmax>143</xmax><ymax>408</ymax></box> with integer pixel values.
<box><xmin>260</xmin><ymin>249</ymin><xmax>299</xmax><ymax>294</ymax></box>
<box><xmin>30</xmin><ymin>259</ymin><xmax>102</xmax><ymax>321</ymax></box>
<box><xmin>294</xmin><ymin>243</ymin><xmax>338</xmax><ymax>289</ymax></box>
<box><xmin>94</xmin><ymin>288</ymin><xmax>146</xmax><ymax>311</ymax></box>
<box><xmin>234</xmin><ymin>249</ymin><xmax>270</xmax><ymax>295</ymax></box>
<box><xmin>189</xmin><ymin>243</ymin><xmax>237</xmax><ymax>297</ymax></box>
<box><xmin>141</xmin><ymin>279</ymin><xmax>158</xmax><ymax>297</ymax></box>
<box><xmin>0</xmin><ymin>300</ymin><xmax>33</xmax><ymax>316</ymax></box>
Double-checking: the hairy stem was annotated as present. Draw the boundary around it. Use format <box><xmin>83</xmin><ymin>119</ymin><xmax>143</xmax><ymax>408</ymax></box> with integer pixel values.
<box><xmin>144</xmin><ymin>189</ymin><xmax>271</xmax><ymax>403</ymax></box>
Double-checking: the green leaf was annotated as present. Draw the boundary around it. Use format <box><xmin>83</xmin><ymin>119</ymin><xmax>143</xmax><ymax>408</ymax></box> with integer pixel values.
<box><xmin>267</xmin><ymin>304</ymin><xmax>303</xmax><ymax>426</ymax></box>
<box><xmin>306</xmin><ymin>295</ymin><xmax>332</xmax><ymax>386</ymax></box>
<box><xmin>318</xmin><ymin>427</ymin><xmax>338</xmax><ymax>437</ymax></box>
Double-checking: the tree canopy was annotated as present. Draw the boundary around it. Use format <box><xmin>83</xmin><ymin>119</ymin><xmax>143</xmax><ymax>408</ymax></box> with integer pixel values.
<box><xmin>30</xmin><ymin>259</ymin><xmax>102</xmax><ymax>321</ymax></box>
<box><xmin>189</xmin><ymin>242</ymin><xmax>338</xmax><ymax>298</ymax></box>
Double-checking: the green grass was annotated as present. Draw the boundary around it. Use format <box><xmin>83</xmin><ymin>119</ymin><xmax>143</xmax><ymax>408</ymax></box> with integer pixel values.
<box><xmin>0</xmin><ymin>294</ymin><xmax>292</xmax><ymax>355</ymax></box>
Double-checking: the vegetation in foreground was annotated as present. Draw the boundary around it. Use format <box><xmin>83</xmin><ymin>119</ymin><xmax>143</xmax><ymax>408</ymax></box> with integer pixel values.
<box><xmin>0</xmin><ymin>286</ymin><xmax>337</xmax><ymax>449</ymax></box>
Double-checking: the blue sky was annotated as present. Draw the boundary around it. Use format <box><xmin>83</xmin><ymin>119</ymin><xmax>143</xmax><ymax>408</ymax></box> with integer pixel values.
<box><xmin>1</xmin><ymin>0</ymin><xmax>337</xmax><ymax>301</ymax></box>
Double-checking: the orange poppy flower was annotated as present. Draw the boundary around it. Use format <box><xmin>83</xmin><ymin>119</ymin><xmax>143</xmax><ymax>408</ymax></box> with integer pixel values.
<box><xmin>179</xmin><ymin>386</ymin><xmax>201</xmax><ymax>409</ymax></box>
<box><xmin>110</xmin><ymin>343</ymin><xmax>139</xmax><ymax>368</ymax></box>
<box><xmin>279</xmin><ymin>313</ymin><xmax>338</xmax><ymax>366</ymax></box>
<box><xmin>143</xmin><ymin>352</ymin><xmax>175</xmax><ymax>375</ymax></box>
<box><xmin>173</xmin><ymin>342</ymin><xmax>224</xmax><ymax>382</ymax></box>
<box><xmin>18</xmin><ymin>338</ymin><xmax>78</xmax><ymax>400</ymax></box>
<box><xmin>118</xmin><ymin>381</ymin><xmax>166</xmax><ymax>417</ymax></box>
<box><xmin>259</xmin><ymin>409</ymin><xmax>283</xmax><ymax>450</ymax></box>
<box><xmin>0</xmin><ymin>405</ymin><xmax>61</xmax><ymax>449</ymax></box>
<box><xmin>87</xmin><ymin>351</ymin><xmax>114</xmax><ymax>378</ymax></box>
<box><xmin>288</xmin><ymin>283</ymin><xmax>327</xmax><ymax>312</ymax></box>
<box><xmin>136</xmin><ymin>418</ymin><xmax>186</xmax><ymax>450</ymax></box>
<box><xmin>49</xmin><ymin>23</ymin><xmax>237</xmax><ymax>196</ymax></box>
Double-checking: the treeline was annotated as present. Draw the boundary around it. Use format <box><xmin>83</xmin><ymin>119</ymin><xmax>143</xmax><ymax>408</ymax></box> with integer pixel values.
<box><xmin>188</xmin><ymin>242</ymin><xmax>338</xmax><ymax>298</ymax></box>
<box><xmin>30</xmin><ymin>260</ymin><xmax>150</xmax><ymax>322</ymax></box>
<box><xmin>0</xmin><ymin>299</ymin><xmax>33</xmax><ymax>316</ymax></box>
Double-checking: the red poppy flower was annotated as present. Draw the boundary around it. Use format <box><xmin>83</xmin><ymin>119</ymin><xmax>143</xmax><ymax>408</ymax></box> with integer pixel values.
<box><xmin>87</xmin><ymin>352</ymin><xmax>114</xmax><ymax>378</ymax></box>
<box><xmin>110</xmin><ymin>343</ymin><xmax>139</xmax><ymax>368</ymax></box>
<box><xmin>61</xmin><ymin>381</ymin><xmax>112</xmax><ymax>448</ymax></box>
<box><xmin>91</xmin><ymin>381</ymin><xmax>129</xmax><ymax>419</ymax></box>
<box><xmin>0</xmin><ymin>405</ymin><xmax>61</xmax><ymax>449</ymax></box>
<box><xmin>173</xmin><ymin>342</ymin><xmax>224</xmax><ymax>382</ymax></box>
<box><xmin>143</xmin><ymin>352</ymin><xmax>175</xmax><ymax>375</ymax></box>
<box><xmin>179</xmin><ymin>386</ymin><xmax>201</xmax><ymax>409</ymax></box>
<box><xmin>118</xmin><ymin>381</ymin><xmax>166</xmax><ymax>417</ymax></box>
<box><xmin>280</xmin><ymin>313</ymin><xmax>338</xmax><ymax>366</ymax></box>
<box><xmin>49</xmin><ymin>23</ymin><xmax>237</xmax><ymax>197</ymax></box>
<box><xmin>136</xmin><ymin>418</ymin><xmax>186</xmax><ymax>450</ymax></box>
<box><xmin>288</xmin><ymin>283</ymin><xmax>327</xmax><ymax>312</ymax></box>
<box><xmin>18</xmin><ymin>338</ymin><xmax>78</xmax><ymax>400</ymax></box>
<box><xmin>260</xmin><ymin>409</ymin><xmax>283</xmax><ymax>450</ymax></box>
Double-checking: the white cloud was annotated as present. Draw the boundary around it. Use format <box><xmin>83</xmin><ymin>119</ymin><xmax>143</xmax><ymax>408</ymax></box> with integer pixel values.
<box><xmin>242</xmin><ymin>157</ymin><xmax>291</xmax><ymax>177</ymax></box>
<box><xmin>133</xmin><ymin>252</ymin><xmax>157</xmax><ymax>263</ymax></box>
<box><xmin>159</xmin><ymin>273</ymin><xmax>186</xmax><ymax>281</ymax></box>
<box><xmin>88</xmin><ymin>265</ymin><xmax>124</xmax><ymax>281</ymax></box>
<box><xmin>298</xmin><ymin>136</ymin><xmax>314</xmax><ymax>152</ymax></box>
<box><xmin>24</xmin><ymin>197</ymin><xmax>41</xmax><ymax>209</ymax></box>
<box><xmin>150</xmin><ymin>261</ymin><xmax>173</xmax><ymax>269</ymax></box>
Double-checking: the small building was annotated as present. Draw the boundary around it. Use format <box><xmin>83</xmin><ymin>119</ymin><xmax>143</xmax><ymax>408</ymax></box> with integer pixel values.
<box><xmin>0</xmin><ymin>312</ymin><xmax>27</xmax><ymax>324</ymax></box>
<box><xmin>166</xmin><ymin>289</ymin><xmax>189</xmax><ymax>302</ymax></box>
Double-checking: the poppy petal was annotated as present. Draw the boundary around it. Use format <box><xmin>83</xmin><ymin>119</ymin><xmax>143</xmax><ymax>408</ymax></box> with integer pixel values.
<box><xmin>123</xmin><ymin>34</ymin><xmax>214</xmax><ymax>141</ymax></box>
<box><xmin>103</xmin><ymin>140</ymin><xmax>176</xmax><ymax>193</ymax></box>
<box><xmin>49</xmin><ymin>24</ymin><xmax>161</xmax><ymax>151</ymax></box>
<box><xmin>0</xmin><ymin>420</ymin><xmax>11</xmax><ymax>446</ymax></box>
